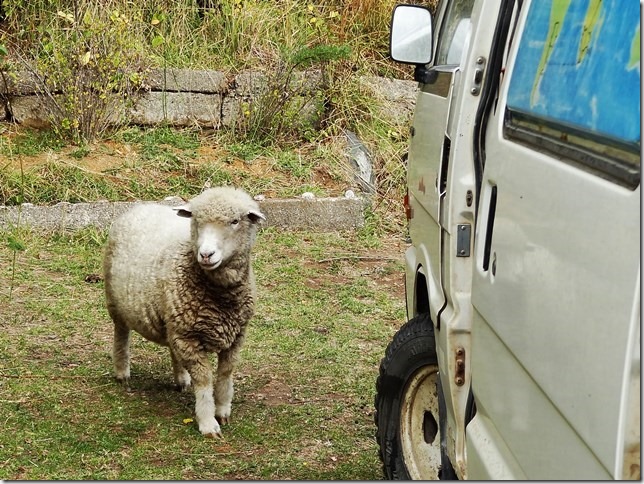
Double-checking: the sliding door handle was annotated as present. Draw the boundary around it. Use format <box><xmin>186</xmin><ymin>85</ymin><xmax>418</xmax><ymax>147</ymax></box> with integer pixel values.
<box><xmin>481</xmin><ymin>184</ymin><xmax>497</xmax><ymax>272</ymax></box>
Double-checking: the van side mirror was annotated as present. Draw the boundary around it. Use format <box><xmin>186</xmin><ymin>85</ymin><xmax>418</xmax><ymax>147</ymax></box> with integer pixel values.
<box><xmin>389</xmin><ymin>4</ymin><xmax>433</xmax><ymax>65</ymax></box>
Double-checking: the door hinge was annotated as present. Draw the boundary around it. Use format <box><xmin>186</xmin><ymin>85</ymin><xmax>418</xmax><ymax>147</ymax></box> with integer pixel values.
<box><xmin>456</xmin><ymin>224</ymin><xmax>471</xmax><ymax>257</ymax></box>
<box><xmin>455</xmin><ymin>347</ymin><xmax>466</xmax><ymax>386</ymax></box>
<box><xmin>470</xmin><ymin>56</ymin><xmax>486</xmax><ymax>96</ymax></box>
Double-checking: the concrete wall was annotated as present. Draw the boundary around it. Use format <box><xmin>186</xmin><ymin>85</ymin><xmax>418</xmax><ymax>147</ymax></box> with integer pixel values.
<box><xmin>0</xmin><ymin>68</ymin><xmax>417</xmax><ymax>130</ymax></box>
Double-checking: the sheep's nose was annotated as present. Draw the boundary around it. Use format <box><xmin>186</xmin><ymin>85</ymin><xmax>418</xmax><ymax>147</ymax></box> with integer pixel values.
<box><xmin>200</xmin><ymin>250</ymin><xmax>216</xmax><ymax>262</ymax></box>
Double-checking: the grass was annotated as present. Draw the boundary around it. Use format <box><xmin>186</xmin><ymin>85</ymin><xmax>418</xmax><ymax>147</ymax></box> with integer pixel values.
<box><xmin>0</xmin><ymin>2</ymin><xmax>418</xmax><ymax>477</ymax></box>
<box><xmin>0</xmin><ymin>128</ymin><xmax>67</xmax><ymax>157</ymax></box>
<box><xmin>1</xmin><ymin>0</ymin><xmax>413</xmax><ymax>75</ymax></box>
<box><xmin>0</xmin><ymin>126</ymin><xmax>345</xmax><ymax>204</ymax></box>
<box><xmin>0</xmin><ymin>0</ymin><xmax>416</xmax><ymax>209</ymax></box>
<box><xmin>0</xmin><ymin>225</ymin><xmax>407</xmax><ymax>480</ymax></box>
<box><xmin>1</xmin><ymin>0</ymin><xmax>422</xmax><ymax>145</ymax></box>
<box><xmin>0</xmin><ymin>115</ymin><xmax>409</xmax><ymax>231</ymax></box>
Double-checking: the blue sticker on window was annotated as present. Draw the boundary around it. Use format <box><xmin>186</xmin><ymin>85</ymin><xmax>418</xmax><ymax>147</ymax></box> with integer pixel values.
<box><xmin>507</xmin><ymin>0</ymin><xmax>640</xmax><ymax>145</ymax></box>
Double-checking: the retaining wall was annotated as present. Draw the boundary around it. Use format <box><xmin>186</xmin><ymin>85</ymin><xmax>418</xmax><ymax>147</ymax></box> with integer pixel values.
<box><xmin>0</xmin><ymin>68</ymin><xmax>417</xmax><ymax>129</ymax></box>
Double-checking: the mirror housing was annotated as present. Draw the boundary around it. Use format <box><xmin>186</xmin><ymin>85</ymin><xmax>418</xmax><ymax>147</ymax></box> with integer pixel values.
<box><xmin>389</xmin><ymin>4</ymin><xmax>433</xmax><ymax>65</ymax></box>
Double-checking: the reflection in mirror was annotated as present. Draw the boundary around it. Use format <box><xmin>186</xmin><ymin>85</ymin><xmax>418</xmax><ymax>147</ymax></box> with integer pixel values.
<box><xmin>389</xmin><ymin>5</ymin><xmax>433</xmax><ymax>65</ymax></box>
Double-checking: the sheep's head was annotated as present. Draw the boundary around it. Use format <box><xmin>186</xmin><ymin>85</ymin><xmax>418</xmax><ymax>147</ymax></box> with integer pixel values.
<box><xmin>173</xmin><ymin>187</ymin><xmax>265</xmax><ymax>271</ymax></box>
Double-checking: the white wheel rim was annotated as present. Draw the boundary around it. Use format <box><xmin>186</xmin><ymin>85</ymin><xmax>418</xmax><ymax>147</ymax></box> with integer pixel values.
<box><xmin>399</xmin><ymin>365</ymin><xmax>442</xmax><ymax>479</ymax></box>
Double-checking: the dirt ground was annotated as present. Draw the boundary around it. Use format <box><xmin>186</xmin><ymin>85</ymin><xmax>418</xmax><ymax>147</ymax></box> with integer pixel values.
<box><xmin>0</xmin><ymin>123</ymin><xmax>362</xmax><ymax>201</ymax></box>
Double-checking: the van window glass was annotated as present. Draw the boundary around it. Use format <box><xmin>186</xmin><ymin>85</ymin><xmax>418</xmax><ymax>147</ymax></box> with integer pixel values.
<box><xmin>435</xmin><ymin>0</ymin><xmax>475</xmax><ymax>66</ymax></box>
<box><xmin>504</xmin><ymin>0</ymin><xmax>640</xmax><ymax>188</ymax></box>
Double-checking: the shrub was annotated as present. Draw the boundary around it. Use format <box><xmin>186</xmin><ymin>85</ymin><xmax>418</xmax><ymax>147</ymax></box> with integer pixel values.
<box><xmin>3</xmin><ymin>1</ymin><xmax>149</xmax><ymax>144</ymax></box>
<box><xmin>234</xmin><ymin>43</ymin><xmax>351</xmax><ymax>145</ymax></box>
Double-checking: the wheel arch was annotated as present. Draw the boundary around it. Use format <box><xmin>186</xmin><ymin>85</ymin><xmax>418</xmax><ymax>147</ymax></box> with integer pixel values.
<box><xmin>413</xmin><ymin>266</ymin><xmax>431</xmax><ymax>317</ymax></box>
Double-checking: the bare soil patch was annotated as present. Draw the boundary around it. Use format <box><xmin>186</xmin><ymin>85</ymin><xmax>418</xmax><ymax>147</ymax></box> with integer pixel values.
<box><xmin>0</xmin><ymin>123</ymin><xmax>358</xmax><ymax>203</ymax></box>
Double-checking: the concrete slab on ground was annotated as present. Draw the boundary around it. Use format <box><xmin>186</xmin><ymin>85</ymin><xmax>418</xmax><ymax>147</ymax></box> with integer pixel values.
<box><xmin>0</xmin><ymin>196</ymin><xmax>369</xmax><ymax>232</ymax></box>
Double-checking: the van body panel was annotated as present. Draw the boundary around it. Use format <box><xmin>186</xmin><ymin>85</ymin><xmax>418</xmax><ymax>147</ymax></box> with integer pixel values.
<box><xmin>430</xmin><ymin>0</ymin><xmax>502</xmax><ymax>474</ymax></box>
<box><xmin>381</xmin><ymin>0</ymin><xmax>640</xmax><ymax>479</ymax></box>
<box><xmin>468</xmin><ymin>0</ymin><xmax>640</xmax><ymax>478</ymax></box>
<box><xmin>467</xmin><ymin>317</ymin><xmax>613</xmax><ymax>479</ymax></box>
<box><xmin>406</xmin><ymin>82</ymin><xmax>456</xmax><ymax>326</ymax></box>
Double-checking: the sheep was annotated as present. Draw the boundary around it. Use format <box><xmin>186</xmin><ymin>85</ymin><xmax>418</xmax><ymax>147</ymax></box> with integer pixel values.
<box><xmin>103</xmin><ymin>186</ymin><xmax>265</xmax><ymax>438</ymax></box>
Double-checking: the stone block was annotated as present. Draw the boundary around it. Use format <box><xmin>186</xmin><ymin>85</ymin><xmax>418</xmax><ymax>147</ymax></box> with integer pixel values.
<box><xmin>0</xmin><ymin>196</ymin><xmax>368</xmax><ymax>232</ymax></box>
<box><xmin>0</xmin><ymin>70</ymin><xmax>41</xmax><ymax>96</ymax></box>
<box><xmin>9</xmin><ymin>95</ymin><xmax>53</xmax><ymax>128</ymax></box>
<box><xmin>130</xmin><ymin>91</ymin><xmax>222</xmax><ymax>127</ymax></box>
<box><xmin>146</xmin><ymin>68</ymin><xmax>229</xmax><ymax>93</ymax></box>
<box><xmin>231</xmin><ymin>71</ymin><xmax>268</xmax><ymax>96</ymax></box>
<box><xmin>360</xmin><ymin>76</ymin><xmax>418</xmax><ymax>125</ymax></box>
<box><xmin>220</xmin><ymin>96</ymin><xmax>243</xmax><ymax>128</ymax></box>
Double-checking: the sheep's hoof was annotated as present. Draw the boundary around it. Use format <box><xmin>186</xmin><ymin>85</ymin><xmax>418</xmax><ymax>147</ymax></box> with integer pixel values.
<box><xmin>199</xmin><ymin>418</ymin><xmax>223</xmax><ymax>438</ymax></box>
<box><xmin>115</xmin><ymin>376</ymin><xmax>131</xmax><ymax>391</ymax></box>
<box><xmin>215</xmin><ymin>415</ymin><xmax>230</xmax><ymax>425</ymax></box>
<box><xmin>203</xmin><ymin>430</ymin><xmax>224</xmax><ymax>439</ymax></box>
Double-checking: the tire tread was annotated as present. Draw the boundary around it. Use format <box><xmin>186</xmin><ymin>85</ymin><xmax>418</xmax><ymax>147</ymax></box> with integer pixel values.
<box><xmin>374</xmin><ymin>314</ymin><xmax>437</xmax><ymax>480</ymax></box>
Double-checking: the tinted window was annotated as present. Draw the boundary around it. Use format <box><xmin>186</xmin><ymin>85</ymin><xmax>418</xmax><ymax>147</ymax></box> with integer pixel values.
<box><xmin>505</xmin><ymin>0</ymin><xmax>640</xmax><ymax>188</ymax></box>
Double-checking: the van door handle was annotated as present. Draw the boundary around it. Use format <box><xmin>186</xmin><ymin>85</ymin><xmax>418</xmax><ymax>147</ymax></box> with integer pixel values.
<box><xmin>481</xmin><ymin>185</ymin><xmax>497</xmax><ymax>272</ymax></box>
<box><xmin>439</xmin><ymin>135</ymin><xmax>451</xmax><ymax>197</ymax></box>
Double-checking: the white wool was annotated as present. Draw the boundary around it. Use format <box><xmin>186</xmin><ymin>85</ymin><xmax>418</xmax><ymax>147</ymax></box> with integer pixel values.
<box><xmin>103</xmin><ymin>187</ymin><xmax>265</xmax><ymax>438</ymax></box>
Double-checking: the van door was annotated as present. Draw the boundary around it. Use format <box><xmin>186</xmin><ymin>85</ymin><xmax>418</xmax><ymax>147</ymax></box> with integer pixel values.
<box><xmin>406</xmin><ymin>0</ymin><xmax>475</xmax><ymax>328</ymax></box>
<box><xmin>403</xmin><ymin>0</ymin><xmax>480</xmax><ymax>476</ymax></box>
<box><xmin>467</xmin><ymin>0</ymin><xmax>641</xmax><ymax>479</ymax></box>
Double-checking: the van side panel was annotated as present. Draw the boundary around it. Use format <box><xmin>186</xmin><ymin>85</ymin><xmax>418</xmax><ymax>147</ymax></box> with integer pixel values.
<box><xmin>469</xmin><ymin>121</ymin><xmax>640</xmax><ymax>480</ymax></box>
<box><xmin>467</xmin><ymin>0</ymin><xmax>640</xmax><ymax>478</ymax></box>
<box><xmin>467</xmin><ymin>317</ymin><xmax>613</xmax><ymax>479</ymax></box>
<box><xmin>406</xmin><ymin>80</ymin><xmax>456</xmax><ymax>325</ymax></box>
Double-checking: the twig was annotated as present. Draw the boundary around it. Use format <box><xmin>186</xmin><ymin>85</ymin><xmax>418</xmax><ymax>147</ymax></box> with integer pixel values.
<box><xmin>186</xmin><ymin>450</ymin><xmax>255</xmax><ymax>457</ymax></box>
<box><xmin>54</xmin><ymin>157</ymin><xmax>129</xmax><ymax>181</ymax></box>
<box><xmin>316</xmin><ymin>255</ymin><xmax>399</xmax><ymax>264</ymax></box>
<box><xmin>0</xmin><ymin>372</ymin><xmax>106</xmax><ymax>380</ymax></box>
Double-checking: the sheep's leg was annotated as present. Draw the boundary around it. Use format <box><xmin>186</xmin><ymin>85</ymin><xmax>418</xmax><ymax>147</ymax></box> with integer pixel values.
<box><xmin>172</xmin><ymin>338</ymin><xmax>221</xmax><ymax>438</ymax></box>
<box><xmin>170</xmin><ymin>348</ymin><xmax>192</xmax><ymax>391</ymax></box>
<box><xmin>214</xmin><ymin>343</ymin><xmax>241</xmax><ymax>425</ymax></box>
<box><xmin>112</xmin><ymin>322</ymin><xmax>131</xmax><ymax>385</ymax></box>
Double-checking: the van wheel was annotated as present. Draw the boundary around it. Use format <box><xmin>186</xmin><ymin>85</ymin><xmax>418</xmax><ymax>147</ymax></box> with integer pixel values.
<box><xmin>374</xmin><ymin>314</ymin><xmax>444</xmax><ymax>480</ymax></box>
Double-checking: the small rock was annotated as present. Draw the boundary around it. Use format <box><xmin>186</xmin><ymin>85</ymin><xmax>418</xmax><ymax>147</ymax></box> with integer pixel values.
<box><xmin>344</xmin><ymin>189</ymin><xmax>356</xmax><ymax>199</ymax></box>
<box><xmin>301</xmin><ymin>192</ymin><xmax>315</xmax><ymax>200</ymax></box>
<box><xmin>84</xmin><ymin>273</ymin><xmax>103</xmax><ymax>283</ymax></box>
<box><xmin>254</xmin><ymin>194</ymin><xmax>266</xmax><ymax>201</ymax></box>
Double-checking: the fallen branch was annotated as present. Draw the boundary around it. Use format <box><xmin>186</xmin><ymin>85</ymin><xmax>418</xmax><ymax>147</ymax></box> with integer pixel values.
<box><xmin>0</xmin><ymin>372</ymin><xmax>108</xmax><ymax>380</ymax></box>
<box><xmin>316</xmin><ymin>255</ymin><xmax>399</xmax><ymax>264</ymax></box>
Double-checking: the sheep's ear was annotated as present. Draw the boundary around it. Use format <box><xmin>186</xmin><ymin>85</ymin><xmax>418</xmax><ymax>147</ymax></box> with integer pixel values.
<box><xmin>173</xmin><ymin>205</ymin><xmax>193</xmax><ymax>218</ymax></box>
<box><xmin>247</xmin><ymin>209</ymin><xmax>266</xmax><ymax>224</ymax></box>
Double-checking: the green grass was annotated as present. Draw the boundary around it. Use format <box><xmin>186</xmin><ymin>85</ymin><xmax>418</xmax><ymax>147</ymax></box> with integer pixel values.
<box><xmin>0</xmin><ymin>126</ymin><xmax>352</xmax><ymax>204</ymax></box>
<box><xmin>0</xmin><ymin>123</ymin><xmax>409</xmax><ymax>234</ymax></box>
<box><xmin>0</xmin><ymin>129</ymin><xmax>66</xmax><ymax>157</ymax></box>
<box><xmin>0</xmin><ymin>2</ymin><xmax>414</xmax><ymax>477</ymax></box>
<box><xmin>114</xmin><ymin>126</ymin><xmax>201</xmax><ymax>152</ymax></box>
<box><xmin>2</xmin><ymin>0</ymin><xmax>415</xmax><ymax>75</ymax></box>
<box><xmin>1</xmin><ymin>0</ymin><xmax>420</xmax><ymax>145</ymax></box>
<box><xmin>0</xmin><ymin>226</ymin><xmax>406</xmax><ymax>480</ymax></box>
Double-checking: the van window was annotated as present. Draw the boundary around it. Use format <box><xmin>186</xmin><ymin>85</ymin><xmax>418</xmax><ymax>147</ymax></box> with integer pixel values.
<box><xmin>504</xmin><ymin>0</ymin><xmax>640</xmax><ymax>188</ymax></box>
<box><xmin>435</xmin><ymin>0</ymin><xmax>475</xmax><ymax>66</ymax></box>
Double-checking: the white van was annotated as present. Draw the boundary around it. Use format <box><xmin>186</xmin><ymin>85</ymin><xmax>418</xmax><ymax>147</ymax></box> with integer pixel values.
<box><xmin>374</xmin><ymin>0</ymin><xmax>640</xmax><ymax>480</ymax></box>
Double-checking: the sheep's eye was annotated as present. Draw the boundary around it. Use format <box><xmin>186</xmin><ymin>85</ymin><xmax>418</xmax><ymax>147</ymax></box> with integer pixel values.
<box><xmin>231</xmin><ymin>219</ymin><xmax>240</xmax><ymax>225</ymax></box>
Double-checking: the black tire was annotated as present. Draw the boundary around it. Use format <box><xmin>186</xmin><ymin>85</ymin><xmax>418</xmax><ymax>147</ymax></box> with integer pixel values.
<box><xmin>374</xmin><ymin>313</ymin><xmax>452</xmax><ymax>480</ymax></box>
